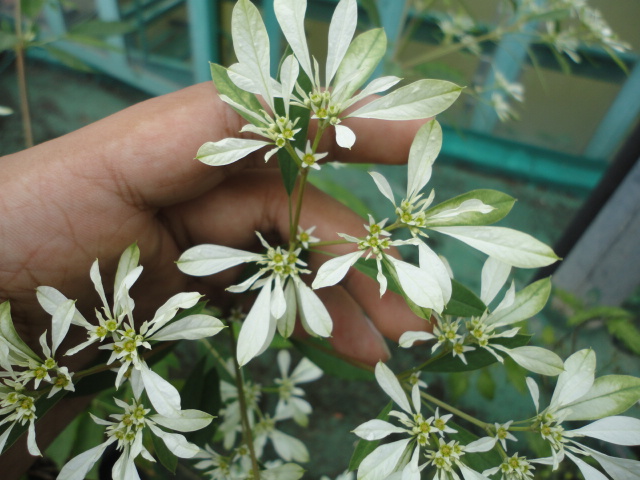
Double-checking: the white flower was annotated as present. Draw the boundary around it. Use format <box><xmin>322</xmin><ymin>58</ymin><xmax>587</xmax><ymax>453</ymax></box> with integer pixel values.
<box><xmin>274</xmin><ymin>349</ymin><xmax>322</xmax><ymax>426</ymax></box>
<box><xmin>57</xmin><ymin>397</ymin><xmax>212</xmax><ymax>480</ymax></box>
<box><xmin>370</xmin><ymin>120</ymin><xmax>558</xmax><ymax>270</ymax></box>
<box><xmin>400</xmin><ymin>257</ymin><xmax>564</xmax><ymax>376</ymax></box>
<box><xmin>0</xmin><ymin>378</ymin><xmax>40</xmax><ymax>456</ymax></box>
<box><xmin>296</xmin><ymin>225</ymin><xmax>319</xmax><ymax>249</ymax></box>
<box><xmin>525</xmin><ymin>349</ymin><xmax>640</xmax><ymax>476</ymax></box>
<box><xmin>253</xmin><ymin>413</ymin><xmax>310</xmax><ymax>463</ymax></box>
<box><xmin>275</xmin><ymin>0</ymin><xmax>461</xmax><ymax>149</ymax></box>
<box><xmin>178</xmin><ymin>232</ymin><xmax>332</xmax><ymax>365</ymax></box>
<box><xmin>295</xmin><ymin>141</ymin><xmax>327</xmax><ymax>170</ymax></box>
<box><xmin>483</xmin><ymin>453</ymin><xmax>535</xmax><ymax>480</ymax></box>
<box><xmin>312</xmin><ymin>215</ymin><xmax>449</xmax><ymax>313</ymax></box>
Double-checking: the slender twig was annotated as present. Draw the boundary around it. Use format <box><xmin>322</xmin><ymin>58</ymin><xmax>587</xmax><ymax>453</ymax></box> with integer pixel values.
<box><xmin>420</xmin><ymin>389</ymin><xmax>490</xmax><ymax>430</ymax></box>
<box><xmin>226</xmin><ymin>323</ymin><xmax>261</xmax><ymax>479</ymax></box>
<box><xmin>14</xmin><ymin>0</ymin><xmax>34</xmax><ymax>148</ymax></box>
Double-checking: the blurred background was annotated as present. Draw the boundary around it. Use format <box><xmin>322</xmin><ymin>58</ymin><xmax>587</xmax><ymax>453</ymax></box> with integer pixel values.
<box><xmin>1</xmin><ymin>1</ymin><xmax>639</xmax><ymax>478</ymax></box>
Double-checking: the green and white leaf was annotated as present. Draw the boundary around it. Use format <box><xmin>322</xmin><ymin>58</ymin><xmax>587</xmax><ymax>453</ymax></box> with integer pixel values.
<box><xmin>231</xmin><ymin>0</ymin><xmax>274</xmax><ymax>109</ymax></box>
<box><xmin>274</xmin><ymin>0</ymin><xmax>312</xmax><ymax>79</ymax></box>
<box><xmin>0</xmin><ymin>301</ymin><xmax>41</xmax><ymax>362</ymax></box>
<box><xmin>177</xmin><ymin>244</ymin><xmax>262</xmax><ymax>276</ymax></box>
<box><xmin>407</xmin><ymin>120</ymin><xmax>441</xmax><ymax>198</ymax></box>
<box><xmin>348</xmin><ymin>79</ymin><xmax>462</xmax><ymax>120</ymax></box>
<box><xmin>333</xmin><ymin>28</ymin><xmax>387</xmax><ymax>103</ymax></box>
<box><xmin>325</xmin><ymin>0</ymin><xmax>357</xmax><ymax>86</ymax></box>
<box><xmin>425</xmin><ymin>190</ymin><xmax>515</xmax><ymax>227</ymax></box>
<box><xmin>197</xmin><ymin>138</ymin><xmax>271</xmax><ymax>166</ymax></box>
<box><xmin>550</xmin><ymin>349</ymin><xmax>595</xmax><ymax>410</ymax></box>
<box><xmin>147</xmin><ymin>315</ymin><xmax>224</xmax><ymax>341</ymax></box>
<box><xmin>561</xmin><ymin>374</ymin><xmax>640</xmax><ymax>421</ymax></box>
<box><xmin>431</xmin><ymin>225</ymin><xmax>559</xmax><ymax>268</ymax></box>
<box><xmin>210</xmin><ymin>63</ymin><xmax>267</xmax><ymax>127</ymax></box>
<box><xmin>487</xmin><ymin>277</ymin><xmax>552</xmax><ymax>327</ymax></box>
<box><xmin>496</xmin><ymin>345</ymin><xmax>563</xmax><ymax>376</ymax></box>
<box><xmin>566</xmin><ymin>416</ymin><xmax>640</xmax><ymax>446</ymax></box>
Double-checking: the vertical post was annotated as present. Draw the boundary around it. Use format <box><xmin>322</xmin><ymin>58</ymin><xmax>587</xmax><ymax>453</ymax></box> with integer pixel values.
<box><xmin>188</xmin><ymin>0</ymin><xmax>219</xmax><ymax>83</ymax></box>
<box><xmin>373</xmin><ymin>0</ymin><xmax>408</xmax><ymax>77</ymax></box>
<box><xmin>585</xmin><ymin>60</ymin><xmax>640</xmax><ymax>160</ymax></box>
<box><xmin>262</xmin><ymin>0</ymin><xmax>281</xmax><ymax>77</ymax></box>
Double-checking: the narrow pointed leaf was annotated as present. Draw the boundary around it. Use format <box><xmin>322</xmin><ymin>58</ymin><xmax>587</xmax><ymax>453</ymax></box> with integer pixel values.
<box><xmin>407</xmin><ymin>120</ymin><xmax>441</xmax><ymax>198</ymax></box>
<box><xmin>425</xmin><ymin>190</ymin><xmax>515</xmax><ymax>227</ymax></box>
<box><xmin>349</xmin><ymin>79</ymin><xmax>462</xmax><ymax>120</ymax></box>
<box><xmin>487</xmin><ymin>277</ymin><xmax>552</xmax><ymax>327</ymax></box>
<box><xmin>326</xmin><ymin>0</ymin><xmax>357</xmax><ymax>86</ymax></box>
<box><xmin>210</xmin><ymin>63</ymin><xmax>267</xmax><ymax>126</ymax></box>
<box><xmin>196</xmin><ymin>138</ymin><xmax>270</xmax><ymax>166</ymax></box>
<box><xmin>274</xmin><ymin>0</ymin><xmax>312</xmax><ymax>79</ymax></box>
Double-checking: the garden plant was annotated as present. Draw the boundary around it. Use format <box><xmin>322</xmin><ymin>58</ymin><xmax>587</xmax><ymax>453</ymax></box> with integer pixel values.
<box><xmin>1</xmin><ymin>0</ymin><xmax>639</xmax><ymax>479</ymax></box>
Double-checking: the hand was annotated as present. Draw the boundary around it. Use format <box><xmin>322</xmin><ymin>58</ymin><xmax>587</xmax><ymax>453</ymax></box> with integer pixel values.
<box><xmin>1</xmin><ymin>82</ymin><xmax>428</xmax><ymax>367</ymax></box>
<box><xmin>0</xmin><ymin>81</ymin><xmax>432</xmax><ymax>477</ymax></box>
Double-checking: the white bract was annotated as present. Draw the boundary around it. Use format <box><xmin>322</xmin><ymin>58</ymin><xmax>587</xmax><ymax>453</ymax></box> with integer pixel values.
<box><xmin>312</xmin><ymin>215</ymin><xmax>449</xmax><ymax>313</ymax></box>
<box><xmin>274</xmin><ymin>349</ymin><xmax>322</xmax><ymax>426</ymax></box>
<box><xmin>400</xmin><ymin>257</ymin><xmax>564</xmax><ymax>376</ymax></box>
<box><xmin>178</xmin><ymin>233</ymin><xmax>332</xmax><ymax>366</ymax></box>
<box><xmin>370</xmin><ymin>120</ymin><xmax>559</xmax><ymax>270</ymax></box>
<box><xmin>525</xmin><ymin>349</ymin><xmax>640</xmax><ymax>477</ymax></box>
<box><xmin>57</xmin><ymin>397</ymin><xmax>212</xmax><ymax>480</ymax></box>
<box><xmin>354</xmin><ymin>362</ymin><xmax>490</xmax><ymax>480</ymax></box>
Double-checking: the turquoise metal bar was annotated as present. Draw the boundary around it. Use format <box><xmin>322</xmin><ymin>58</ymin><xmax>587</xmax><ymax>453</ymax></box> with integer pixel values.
<box><xmin>469</xmin><ymin>30</ymin><xmax>533</xmax><ymax>133</ymax></box>
<box><xmin>262</xmin><ymin>0</ymin><xmax>281</xmax><ymax>77</ymax></box>
<box><xmin>585</xmin><ymin>60</ymin><xmax>640</xmax><ymax>160</ymax></box>
<box><xmin>188</xmin><ymin>0</ymin><xmax>219</xmax><ymax>82</ymax></box>
<box><xmin>441</xmin><ymin>126</ymin><xmax>605</xmax><ymax>194</ymax></box>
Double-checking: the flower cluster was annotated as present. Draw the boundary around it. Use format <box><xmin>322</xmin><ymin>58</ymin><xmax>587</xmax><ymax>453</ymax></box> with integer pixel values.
<box><xmin>192</xmin><ymin>349</ymin><xmax>321</xmax><ymax>480</ymax></box>
<box><xmin>1</xmin><ymin>244</ymin><xmax>222</xmax><ymax>478</ymax></box>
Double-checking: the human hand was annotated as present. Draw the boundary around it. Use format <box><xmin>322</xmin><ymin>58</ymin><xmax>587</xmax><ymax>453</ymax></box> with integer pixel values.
<box><xmin>0</xmin><ymin>82</ymin><xmax>428</xmax><ymax>368</ymax></box>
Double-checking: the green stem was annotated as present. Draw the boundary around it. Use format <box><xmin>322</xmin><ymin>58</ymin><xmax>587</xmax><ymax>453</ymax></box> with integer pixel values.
<box><xmin>291</xmin><ymin>168</ymin><xmax>310</xmax><ymax>246</ymax></box>
<box><xmin>199</xmin><ymin>337</ymin><xmax>235</xmax><ymax>378</ymax></box>
<box><xmin>308</xmin><ymin>239</ymin><xmax>351</xmax><ymax>247</ymax></box>
<box><xmin>14</xmin><ymin>0</ymin><xmax>34</xmax><ymax>148</ymax></box>
<box><xmin>420</xmin><ymin>390</ymin><xmax>490</xmax><ymax>430</ymax></box>
<box><xmin>401</xmin><ymin>30</ymin><xmax>500</xmax><ymax>68</ymax></box>
<box><xmin>226</xmin><ymin>323</ymin><xmax>261</xmax><ymax>480</ymax></box>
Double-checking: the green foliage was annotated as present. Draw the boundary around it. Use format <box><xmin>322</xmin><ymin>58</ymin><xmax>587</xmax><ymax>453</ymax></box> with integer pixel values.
<box><xmin>182</xmin><ymin>358</ymin><xmax>221</xmax><ymax>445</ymax></box>
<box><xmin>152</xmin><ymin>430</ymin><xmax>179</xmax><ymax>473</ymax></box>
<box><xmin>425</xmin><ymin>189</ymin><xmax>516</xmax><ymax>227</ymax></box>
<box><xmin>421</xmin><ymin>335</ymin><xmax>531</xmax><ymax>373</ymax></box>
<box><xmin>348</xmin><ymin>401</ymin><xmax>393</xmax><ymax>471</ymax></box>
<box><xmin>209</xmin><ymin>63</ymin><xmax>267</xmax><ymax>127</ymax></box>
<box><xmin>443</xmin><ymin>279</ymin><xmax>486</xmax><ymax>317</ymax></box>
<box><xmin>291</xmin><ymin>338</ymin><xmax>374</xmax><ymax>381</ymax></box>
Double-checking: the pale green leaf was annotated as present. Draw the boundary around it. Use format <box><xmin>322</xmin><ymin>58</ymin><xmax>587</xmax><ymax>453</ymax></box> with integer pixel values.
<box><xmin>551</xmin><ymin>349</ymin><xmax>595</xmax><ymax>410</ymax></box>
<box><xmin>503</xmin><ymin>346</ymin><xmax>564</xmax><ymax>376</ymax></box>
<box><xmin>274</xmin><ymin>0</ymin><xmax>312</xmax><ymax>79</ymax></box>
<box><xmin>407</xmin><ymin>119</ymin><xmax>441</xmax><ymax>198</ymax></box>
<box><xmin>232</xmin><ymin>0</ymin><xmax>274</xmax><ymax>108</ymax></box>
<box><xmin>333</xmin><ymin>28</ymin><xmax>387</xmax><ymax>102</ymax></box>
<box><xmin>196</xmin><ymin>138</ymin><xmax>270</xmax><ymax>166</ymax></box>
<box><xmin>425</xmin><ymin>190</ymin><xmax>515</xmax><ymax>227</ymax></box>
<box><xmin>148</xmin><ymin>315</ymin><xmax>224</xmax><ymax>342</ymax></box>
<box><xmin>325</xmin><ymin>0</ymin><xmax>357</xmax><ymax>86</ymax></box>
<box><xmin>349</xmin><ymin>79</ymin><xmax>462</xmax><ymax>120</ymax></box>
<box><xmin>0</xmin><ymin>301</ymin><xmax>41</xmax><ymax>362</ymax></box>
<box><xmin>487</xmin><ymin>277</ymin><xmax>552</xmax><ymax>327</ymax></box>
<box><xmin>210</xmin><ymin>63</ymin><xmax>266</xmax><ymax>126</ymax></box>
<box><xmin>562</xmin><ymin>375</ymin><xmax>640</xmax><ymax>421</ymax></box>
<box><xmin>431</xmin><ymin>226</ymin><xmax>560</xmax><ymax>268</ymax></box>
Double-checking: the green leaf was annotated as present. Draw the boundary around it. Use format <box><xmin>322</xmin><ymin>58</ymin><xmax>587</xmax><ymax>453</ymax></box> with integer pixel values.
<box><xmin>152</xmin><ymin>429</ymin><xmax>178</xmax><ymax>473</ymax></box>
<box><xmin>0</xmin><ymin>30</ymin><xmax>18</xmax><ymax>52</ymax></box>
<box><xmin>447</xmin><ymin>372</ymin><xmax>470</xmax><ymax>401</ymax></box>
<box><xmin>210</xmin><ymin>63</ymin><xmax>266</xmax><ymax>127</ymax></box>
<box><xmin>334</xmin><ymin>28</ymin><xmax>387</xmax><ymax>100</ymax></box>
<box><xmin>21</xmin><ymin>0</ymin><xmax>47</xmax><ymax>18</ymax></box>
<box><xmin>274</xmin><ymin>60</ymin><xmax>311</xmax><ymax>196</ymax></box>
<box><xmin>488</xmin><ymin>277</ymin><xmax>552</xmax><ymax>327</ymax></box>
<box><xmin>568</xmin><ymin>306</ymin><xmax>633</xmax><ymax>327</ymax></box>
<box><xmin>182</xmin><ymin>358</ymin><xmax>221</xmax><ymax>445</ymax></box>
<box><xmin>349</xmin><ymin>79</ymin><xmax>463</xmax><ymax>120</ymax></box>
<box><xmin>443</xmin><ymin>279</ymin><xmax>487</xmax><ymax>317</ymax></box>
<box><xmin>308</xmin><ymin>174</ymin><xmax>370</xmax><ymax>218</ymax></box>
<box><xmin>477</xmin><ymin>368</ymin><xmax>496</xmax><ymax>400</ymax></box>
<box><xmin>291</xmin><ymin>337</ymin><xmax>374</xmax><ymax>381</ymax></box>
<box><xmin>0</xmin><ymin>301</ymin><xmax>41</xmax><ymax>362</ymax></box>
<box><xmin>360</xmin><ymin>0</ymin><xmax>381</xmax><ymax>27</ymax></box>
<box><xmin>68</xmin><ymin>20</ymin><xmax>134</xmax><ymax>37</ymax></box>
<box><xmin>424</xmin><ymin>189</ymin><xmax>516</xmax><ymax>227</ymax></box>
<box><xmin>606</xmin><ymin>317</ymin><xmax>640</xmax><ymax>355</ymax></box>
<box><xmin>448</xmin><ymin>420</ymin><xmax>502</xmax><ymax>473</ymax></box>
<box><xmin>40</xmin><ymin>45</ymin><xmax>95</xmax><ymax>72</ymax></box>
<box><xmin>562</xmin><ymin>375</ymin><xmax>640</xmax><ymax>421</ymax></box>
<box><xmin>421</xmin><ymin>335</ymin><xmax>531</xmax><ymax>373</ymax></box>
<box><xmin>348</xmin><ymin>401</ymin><xmax>393</xmax><ymax>471</ymax></box>
<box><xmin>525</xmin><ymin>8</ymin><xmax>571</xmax><ymax>23</ymax></box>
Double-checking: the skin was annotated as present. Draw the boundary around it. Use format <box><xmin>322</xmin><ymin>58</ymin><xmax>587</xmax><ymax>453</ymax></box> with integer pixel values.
<box><xmin>0</xmin><ymin>82</ymin><xmax>429</xmax><ymax>476</ymax></box>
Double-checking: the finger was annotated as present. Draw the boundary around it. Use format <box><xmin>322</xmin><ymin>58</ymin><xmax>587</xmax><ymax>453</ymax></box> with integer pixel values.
<box><xmin>314</xmin><ymin>285</ymin><xmax>390</xmax><ymax>365</ymax></box>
